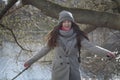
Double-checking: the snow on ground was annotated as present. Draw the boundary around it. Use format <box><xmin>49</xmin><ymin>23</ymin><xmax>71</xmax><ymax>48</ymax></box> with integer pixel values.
<box><xmin>0</xmin><ymin>41</ymin><xmax>119</xmax><ymax>80</ymax></box>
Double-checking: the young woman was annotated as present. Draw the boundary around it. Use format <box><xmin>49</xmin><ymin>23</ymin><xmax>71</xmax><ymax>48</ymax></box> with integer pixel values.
<box><xmin>24</xmin><ymin>10</ymin><xmax>115</xmax><ymax>80</ymax></box>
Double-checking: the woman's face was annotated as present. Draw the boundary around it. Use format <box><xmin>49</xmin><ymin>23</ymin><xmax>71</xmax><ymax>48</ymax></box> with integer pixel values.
<box><xmin>62</xmin><ymin>20</ymin><xmax>72</xmax><ymax>29</ymax></box>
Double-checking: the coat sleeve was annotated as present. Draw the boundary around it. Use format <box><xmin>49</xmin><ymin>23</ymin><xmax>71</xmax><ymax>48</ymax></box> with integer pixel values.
<box><xmin>81</xmin><ymin>38</ymin><xmax>112</xmax><ymax>56</ymax></box>
<box><xmin>25</xmin><ymin>44</ymin><xmax>51</xmax><ymax>66</ymax></box>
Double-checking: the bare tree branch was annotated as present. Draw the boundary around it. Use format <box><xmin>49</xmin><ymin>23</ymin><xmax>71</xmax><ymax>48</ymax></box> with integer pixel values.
<box><xmin>0</xmin><ymin>23</ymin><xmax>32</xmax><ymax>52</ymax></box>
<box><xmin>15</xmin><ymin>49</ymin><xmax>22</xmax><ymax>64</ymax></box>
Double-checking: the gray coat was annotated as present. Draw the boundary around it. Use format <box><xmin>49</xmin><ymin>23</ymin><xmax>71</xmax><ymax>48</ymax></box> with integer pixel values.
<box><xmin>25</xmin><ymin>29</ymin><xmax>112</xmax><ymax>80</ymax></box>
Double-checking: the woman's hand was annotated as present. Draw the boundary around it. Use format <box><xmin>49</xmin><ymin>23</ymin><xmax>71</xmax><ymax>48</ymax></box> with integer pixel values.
<box><xmin>107</xmin><ymin>52</ymin><xmax>116</xmax><ymax>58</ymax></box>
<box><xmin>24</xmin><ymin>62</ymin><xmax>30</xmax><ymax>68</ymax></box>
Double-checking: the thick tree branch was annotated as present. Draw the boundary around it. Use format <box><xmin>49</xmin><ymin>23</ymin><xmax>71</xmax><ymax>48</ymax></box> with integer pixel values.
<box><xmin>5</xmin><ymin>4</ymin><xmax>24</xmax><ymax>17</ymax></box>
<box><xmin>22</xmin><ymin>0</ymin><xmax>120</xmax><ymax>31</ymax></box>
<box><xmin>112</xmin><ymin>0</ymin><xmax>120</xmax><ymax>13</ymax></box>
<box><xmin>112</xmin><ymin>0</ymin><xmax>120</xmax><ymax>6</ymax></box>
<box><xmin>82</xmin><ymin>25</ymin><xmax>97</xmax><ymax>33</ymax></box>
<box><xmin>0</xmin><ymin>0</ymin><xmax>18</xmax><ymax>20</ymax></box>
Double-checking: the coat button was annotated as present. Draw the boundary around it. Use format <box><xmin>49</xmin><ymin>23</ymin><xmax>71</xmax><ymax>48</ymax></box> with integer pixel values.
<box><xmin>66</xmin><ymin>55</ymin><xmax>68</xmax><ymax>57</ymax></box>
<box><xmin>60</xmin><ymin>63</ymin><xmax>63</xmax><ymax>65</ymax></box>
<box><xmin>67</xmin><ymin>62</ymin><xmax>69</xmax><ymax>64</ymax></box>
<box><xmin>59</xmin><ymin>56</ymin><xmax>62</xmax><ymax>58</ymax></box>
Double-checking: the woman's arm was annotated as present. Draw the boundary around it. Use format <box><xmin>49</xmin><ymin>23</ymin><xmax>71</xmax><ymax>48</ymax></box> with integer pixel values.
<box><xmin>24</xmin><ymin>44</ymin><xmax>51</xmax><ymax>67</ymax></box>
<box><xmin>81</xmin><ymin>38</ymin><xmax>115</xmax><ymax>57</ymax></box>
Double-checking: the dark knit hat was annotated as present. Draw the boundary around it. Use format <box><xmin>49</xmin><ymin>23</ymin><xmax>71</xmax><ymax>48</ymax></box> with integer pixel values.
<box><xmin>59</xmin><ymin>10</ymin><xmax>74</xmax><ymax>23</ymax></box>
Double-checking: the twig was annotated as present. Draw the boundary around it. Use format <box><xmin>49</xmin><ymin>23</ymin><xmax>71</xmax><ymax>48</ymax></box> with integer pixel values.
<box><xmin>0</xmin><ymin>23</ymin><xmax>32</xmax><ymax>52</ymax></box>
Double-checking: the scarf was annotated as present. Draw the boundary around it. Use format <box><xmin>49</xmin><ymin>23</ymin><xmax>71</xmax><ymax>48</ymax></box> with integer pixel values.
<box><xmin>58</xmin><ymin>29</ymin><xmax>77</xmax><ymax>54</ymax></box>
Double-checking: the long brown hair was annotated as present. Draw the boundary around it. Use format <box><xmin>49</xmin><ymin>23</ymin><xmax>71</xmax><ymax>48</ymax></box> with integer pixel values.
<box><xmin>45</xmin><ymin>22</ymin><xmax>89</xmax><ymax>49</ymax></box>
